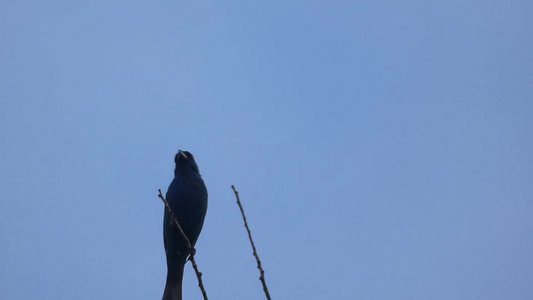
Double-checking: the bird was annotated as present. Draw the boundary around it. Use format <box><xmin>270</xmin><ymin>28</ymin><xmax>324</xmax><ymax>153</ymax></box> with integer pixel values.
<box><xmin>163</xmin><ymin>150</ymin><xmax>208</xmax><ymax>300</ymax></box>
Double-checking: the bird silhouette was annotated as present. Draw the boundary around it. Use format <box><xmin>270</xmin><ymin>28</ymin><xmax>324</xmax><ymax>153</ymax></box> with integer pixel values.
<box><xmin>163</xmin><ymin>150</ymin><xmax>208</xmax><ymax>300</ymax></box>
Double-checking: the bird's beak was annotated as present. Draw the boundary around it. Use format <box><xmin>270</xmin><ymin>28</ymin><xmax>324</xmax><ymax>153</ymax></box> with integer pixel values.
<box><xmin>178</xmin><ymin>150</ymin><xmax>188</xmax><ymax>159</ymax></box>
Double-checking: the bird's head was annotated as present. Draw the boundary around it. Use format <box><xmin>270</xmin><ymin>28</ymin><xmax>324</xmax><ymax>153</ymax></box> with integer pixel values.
<box><xmin>174</xmin><ymin>150</ymin><xmax>200</xmax><ymax>175</ymax></box>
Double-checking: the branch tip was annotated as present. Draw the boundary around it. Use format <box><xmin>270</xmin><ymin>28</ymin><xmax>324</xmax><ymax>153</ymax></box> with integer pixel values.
<box><xmin>231</xmin><ymin>185</ymin><xmax>272</xmax><ymax>300</ymax></box>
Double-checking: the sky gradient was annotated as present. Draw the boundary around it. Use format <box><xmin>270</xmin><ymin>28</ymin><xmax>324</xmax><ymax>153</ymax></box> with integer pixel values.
<box><xmin>1</xmin><ymin>0</ymin><xmax>532</xmax><ymax>299</ymax></box>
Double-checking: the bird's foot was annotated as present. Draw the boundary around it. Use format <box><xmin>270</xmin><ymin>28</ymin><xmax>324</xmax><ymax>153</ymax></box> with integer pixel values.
<box><xmin>185</xmin><ymin>247</ymin><xmax>197</xmax><ymax>261</ymax></box>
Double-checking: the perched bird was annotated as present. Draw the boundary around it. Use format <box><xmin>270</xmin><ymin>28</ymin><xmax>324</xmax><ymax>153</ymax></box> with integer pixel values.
<box><xmin>163</xmin><ymin>150</ymin><xmax>208</xmax><ymax>300</ymax></box>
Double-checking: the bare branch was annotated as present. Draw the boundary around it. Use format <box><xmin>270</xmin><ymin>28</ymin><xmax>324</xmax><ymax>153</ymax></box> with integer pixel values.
<box><xmin>231</xmin><ymin>185</ymin><xmax>272</xmax><ymax>300</ymax></box>
<box><xmin>158</xmin><ymin>189</ymin><xmax>209</xmax><ymax>300</ymax></box>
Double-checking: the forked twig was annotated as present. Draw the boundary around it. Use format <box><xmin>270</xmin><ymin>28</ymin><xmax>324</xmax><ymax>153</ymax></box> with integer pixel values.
<box><xmin>231</xmin><ymin>185</ymin><xmax>272</xmax><ymax>300</ymax></box>
<box><xmin>158</xmin><ymin>189</ymin><xmax>208</xmax><ymax>300</ymax></box>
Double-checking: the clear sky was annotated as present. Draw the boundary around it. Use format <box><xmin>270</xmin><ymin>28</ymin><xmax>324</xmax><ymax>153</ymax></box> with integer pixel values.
<box><xmin>1</xmin><ymin>0</ymin><xmax>532</xmax><ymax>299</ymax></box>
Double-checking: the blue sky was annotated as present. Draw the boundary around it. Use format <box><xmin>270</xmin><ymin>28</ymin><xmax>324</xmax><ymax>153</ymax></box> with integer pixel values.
<box><xmin>1</xmin><ymin>0</ymin><xmax>532</xmax><ymax>299</ymax></box>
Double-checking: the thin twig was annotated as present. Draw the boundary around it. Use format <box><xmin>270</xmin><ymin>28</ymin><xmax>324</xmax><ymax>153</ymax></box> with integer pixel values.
<box><xmin>231</xmin><ymin>185</ymin><xmax>272</xmax><ymax>300</ymax></box>
<box><xmin>158</xmin><ymin>189</ymin><xmax>209</xmax><ymax>300</ymax></box>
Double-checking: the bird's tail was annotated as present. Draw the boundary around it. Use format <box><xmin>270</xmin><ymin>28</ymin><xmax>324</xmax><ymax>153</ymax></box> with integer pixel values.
<box><xmin>162</xmin><ymin>256</ymin><xmax>187</xmax><ymax>300</ymax></box>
